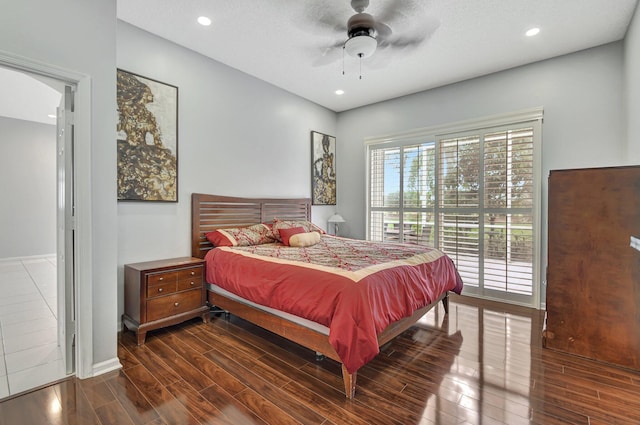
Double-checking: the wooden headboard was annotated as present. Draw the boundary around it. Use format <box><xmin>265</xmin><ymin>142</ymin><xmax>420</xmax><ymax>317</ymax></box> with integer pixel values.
<box><xmin>191</xmin><ymin>193</ymin><xmax>312</xmax><ymax>259</ymax></box>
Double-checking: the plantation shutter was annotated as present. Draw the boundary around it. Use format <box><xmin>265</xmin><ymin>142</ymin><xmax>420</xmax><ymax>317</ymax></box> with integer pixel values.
<box><xmin>369</xmin><ymin>142</ymin><xmax>435</xmax><ymax>245</ymax></box>
<box><xmin>482</xmin><ymin>128</ymin><xmax>534</xmax><ymax>296</ymax></box>
<box><xmin>438</xmin><ymin>136</ymin><xmax>481</xmax><ymax>288</ymax></box>
<box><xmin>369</xmin><ymin>145</ymin><xmax>401</xmax><ymax>242</ymax></box>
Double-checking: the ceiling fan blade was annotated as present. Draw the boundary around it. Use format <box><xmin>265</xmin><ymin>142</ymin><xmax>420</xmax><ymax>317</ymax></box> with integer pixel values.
<box><xmin>374</xmin><ymin>0</ymin><xmax>418</xmax><ymax>26</ymax></box>
<box><xmin>362</xmin><ymin>49</ymin><xmax>393</xmax><ymax>70</ymax></box>
<box><xmin>379</xmin><ymin>16</ymin><xmax>440</xmax><ymax>49</ymax></box>
<box><xmin>373</xmin><ymin>21</ymin><xmax>392</xmax><ymax>40</ymax></box>
<box><xmin>309</xmin><ymin>17</ymin><xmax>346</xmax><ymax>37</ymax></box>
<box><xmin>385</xmin><ymin>36</ymin><xmax>425</xmax><ymax>50</ymax></box>
<box><xmin>310</xmin><ymin>41</ymin><xmax>345</xmax><ymax>67</ymax></box>
<box><xmin>294</xmin><ymin>2</ymin><xmax>348</xmax><ymax>36</ymax></box>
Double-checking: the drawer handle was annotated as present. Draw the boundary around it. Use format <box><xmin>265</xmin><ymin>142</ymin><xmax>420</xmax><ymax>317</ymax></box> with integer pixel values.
<box><xmin>190</xmin><ymin>271</ymin><xmax>195</xmax><ymax>276</ymax></box>
<box><xmin>158</xmin><ymin>277</ymin><xmax>164</xmax><ymax>281</ymax></box>
<box><xmin>190</xmin><ymin>281</ymin><xmax>195</xmax><ymax>286</ymax></box>
<box><xmin>174</xmin><ymin>302</ymin><xmax>180</xmax><ymax>307</ymax></box>
<box><xmin>158</xmin><ymin>288</ymin><xmax>163</xmax><ymax>292</ymax></box>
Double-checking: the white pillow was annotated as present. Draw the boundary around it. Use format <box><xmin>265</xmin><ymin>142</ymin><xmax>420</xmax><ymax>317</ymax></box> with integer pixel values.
<box><xmin>289</xmin><ymin>231</ymin><xmax>321</xmax><ymax>247</ymax></box>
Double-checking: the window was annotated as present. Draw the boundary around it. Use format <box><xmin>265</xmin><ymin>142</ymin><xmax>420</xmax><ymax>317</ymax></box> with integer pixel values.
<box><xmin>366</xmin><ymin>110</ymin><xmax>542</xmax><ymax>306</ymax></box>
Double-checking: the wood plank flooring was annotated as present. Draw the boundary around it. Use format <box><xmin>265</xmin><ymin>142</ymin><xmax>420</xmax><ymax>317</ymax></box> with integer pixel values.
<box><xmin>2</xmin><ymin>294</ymin><xmax>640</xmax><ymax>424</ymax></box>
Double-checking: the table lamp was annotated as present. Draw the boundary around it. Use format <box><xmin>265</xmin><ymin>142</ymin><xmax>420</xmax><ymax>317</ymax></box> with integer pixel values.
<box><xmin>327</xmin><ymin>213</ymin><xmax>346</xmax><ymax>236</ymax></box>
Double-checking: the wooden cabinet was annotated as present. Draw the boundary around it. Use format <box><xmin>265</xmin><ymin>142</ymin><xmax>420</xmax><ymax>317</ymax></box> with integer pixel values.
<box><xmin>123</xmin><ymin>257</ymin><xmax>209</xmax><ymax>345</ymax></box>
<box><xmin>544</xmin><ymin>166</ymin><xmax>640</xmax><ymax>370</ymax></box>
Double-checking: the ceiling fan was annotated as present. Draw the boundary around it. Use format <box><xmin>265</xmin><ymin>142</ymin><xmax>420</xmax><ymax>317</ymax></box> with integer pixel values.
<box><xmin>312</xmin><ymin>0</ymin><xmax>438</xmax><ymax>70</ymax></box>
<box><xmin>343</xmin><ymin>0</ymin><xmax>385</xmax><ymax>59</ymax></box>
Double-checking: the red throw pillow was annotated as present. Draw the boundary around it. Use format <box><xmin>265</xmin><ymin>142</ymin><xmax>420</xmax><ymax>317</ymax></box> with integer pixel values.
<box><xmin>272</xmin><ymin>218</ymin><xmax>326</xmax><ymax>241</ymax></box>
<box><xmin>205</xmin><ymin>230</ymin><xmax>234</xmax><ymax>247</ymax></box>
<box><xmin>205</xmin><ymin>224</ymin><xmax>275</xmax><ymax>247</ymax></box>
<box><xmin>279</xmin><ymin>226</ymin><xmax>306</xmax><ymax>246</ymax></box>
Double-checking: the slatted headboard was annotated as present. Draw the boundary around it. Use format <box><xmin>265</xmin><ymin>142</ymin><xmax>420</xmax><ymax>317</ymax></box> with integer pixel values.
<box><xmin>191</xmin><ymin>193</ymin><xmax>312</xmax><ymax>259</ymax></box>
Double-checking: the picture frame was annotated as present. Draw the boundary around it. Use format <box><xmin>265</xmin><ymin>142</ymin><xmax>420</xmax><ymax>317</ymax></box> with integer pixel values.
<box><xmin>311</xmin><ymin>131</ymin><xmax>336</xmax><ymax>205</ymax></box>
<box><xmin>117</xmin><ymin>69</ymin><xmax>178</xmax><ymax>202</ymax></box>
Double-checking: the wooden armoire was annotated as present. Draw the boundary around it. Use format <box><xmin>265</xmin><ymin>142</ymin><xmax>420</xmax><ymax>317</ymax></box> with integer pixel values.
<box><xmin>545</xmin><ymin>165</ymin><xmax>640</xmax><ymax>370</ymax></box>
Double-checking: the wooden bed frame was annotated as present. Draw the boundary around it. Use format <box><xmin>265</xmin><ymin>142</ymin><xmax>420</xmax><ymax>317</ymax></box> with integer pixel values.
<box><xmin>191</xmin><ymin>193</ymin><xmax>449</xmax><ymax>398</ymax></box>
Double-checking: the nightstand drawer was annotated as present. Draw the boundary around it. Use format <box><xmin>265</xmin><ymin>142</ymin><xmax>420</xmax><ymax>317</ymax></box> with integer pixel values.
<box><xmin>147</xmin><ymin>271</ymin><xmax>178</xmax><ymax>286</ymax></box>
<box><xmin>146</xmin><ymin>289</ymin><xmax>202</xmax><ymax>322</ymax></box>
<box><xmin>177</xmin><ymin>267</ymin><xmax>202</xmax><ymax>280</ymax></box>
<box><xmin>177</xmin><ymin>277</ymin><xmax>202</xmax><ymax>291</ymax></box>
<box><xmin>147</xmin><ymin>281</ymin><xmax>177</xmax><ymax>298</ymax></box>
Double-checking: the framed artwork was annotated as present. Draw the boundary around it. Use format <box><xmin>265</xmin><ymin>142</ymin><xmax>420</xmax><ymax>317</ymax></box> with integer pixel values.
<box><xmin>117</xmin><ymin>69</ymin><xmax>178</xmax><ymax>202</ymax></box>
<box><xmin>311</xmin><ymin>131</ymin><xmax>336</xmax><ymax>205</ymax></box>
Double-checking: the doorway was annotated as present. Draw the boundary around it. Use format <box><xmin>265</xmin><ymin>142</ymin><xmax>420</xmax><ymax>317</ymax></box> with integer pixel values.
<box><xmin>0</xmin><ymin>65</ymin><xmax>75</xmax><ymax>396</ymax></box>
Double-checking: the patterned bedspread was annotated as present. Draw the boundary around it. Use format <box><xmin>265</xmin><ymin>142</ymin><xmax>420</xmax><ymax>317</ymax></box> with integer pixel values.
<box><xmin>204</xmin><ymin>235</ymin><xmax>463</xmax><ymax>373</ymax></box>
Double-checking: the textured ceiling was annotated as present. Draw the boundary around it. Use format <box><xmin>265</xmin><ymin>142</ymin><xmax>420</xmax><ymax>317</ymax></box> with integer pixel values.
<box><xmin>117</xmin><ymin>0</ymin><xmax>639</xmax><ymax>112</ymax></box>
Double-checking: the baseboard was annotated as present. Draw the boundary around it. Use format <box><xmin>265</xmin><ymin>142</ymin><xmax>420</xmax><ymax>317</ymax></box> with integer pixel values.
<box><xmin>92</xmin><ymin>357</ymin><xmax>122</xmax><ymax>377</ymax></box>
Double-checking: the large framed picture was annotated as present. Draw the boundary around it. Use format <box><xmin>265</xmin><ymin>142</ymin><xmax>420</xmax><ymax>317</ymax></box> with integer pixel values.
<box><xmin>117</xmin><ymin>69</ymin><xmax>178</xmax><ymax>202</ymax></box>
<box><xmin>311</xmin><ymin>131</ymin><xmax>336</xmax><ymax>205</ymax></box>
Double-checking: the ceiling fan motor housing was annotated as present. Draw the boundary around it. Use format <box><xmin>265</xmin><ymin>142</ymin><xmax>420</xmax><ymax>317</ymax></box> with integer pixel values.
<box><xmin>347</xmin><ymin>13</ymin><xmax>377</xmax><ymax>38</ymax></box>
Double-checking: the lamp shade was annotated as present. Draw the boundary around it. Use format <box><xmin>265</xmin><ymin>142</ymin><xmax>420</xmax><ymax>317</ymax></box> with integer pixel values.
<box><xmin>344</xmin><ymin>35</ymin><xmax>377</xmax><ymax>58</ymax></box>
<box><xmin>328</xmin><ymin>214</ymin><xmax>346</xmax><ymax>223</ymax></box>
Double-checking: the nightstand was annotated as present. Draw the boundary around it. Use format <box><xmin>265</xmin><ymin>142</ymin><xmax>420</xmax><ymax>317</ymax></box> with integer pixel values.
<box><xmin>122</xmin><ymin>257</ymin><xmax>209</xmax><ymax>345</ymax></box>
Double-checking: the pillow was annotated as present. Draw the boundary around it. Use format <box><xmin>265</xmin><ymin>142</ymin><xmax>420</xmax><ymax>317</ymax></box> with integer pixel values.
<box><xmin>279</xmin><ymin>226</ymin><xmax>306</xmax><ymax>246</ymax></box>
<box><xmin>289</xmin><ymin>231</ymin><xmax>321</xmax><ymax>247</ymax></box>
<box><xmin>272</xmin><ymin>219</ymin><xmax>326</xmax><ymax>241</ymax></box>
<box><xmin>206</xmin><ymin>224</ymin><xmax>275</xmax><ymax>247</ymax></box>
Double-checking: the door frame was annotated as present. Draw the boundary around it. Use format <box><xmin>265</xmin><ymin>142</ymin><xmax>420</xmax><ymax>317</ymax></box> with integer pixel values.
<box><xmin>0</xmin><ymin>51</ymin><xmax>94</xmax><ymax>379</ymax></box>
<box><xmin>57</xmin><ymin>84</ymin><xmax>75</xmax><ymax>375</ymax></box>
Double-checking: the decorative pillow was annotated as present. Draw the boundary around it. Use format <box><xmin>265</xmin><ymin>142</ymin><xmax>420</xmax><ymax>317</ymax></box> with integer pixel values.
<box><xmin>272</xmin><ymin>219</ymin><xmax>326</xmax><ymax>241</ymax></box>
<box><xmin>279</xmin><ymin>226</ymin><xmax>306</xmax><ymax>246</ymax></box>
<box><xmin>289</xmin><ymin>231</ymin><xmax>321</xmax><ymax>247</ymax></box>
<box><xmin>206</xmin><ymin>224</ymin><xmax>275</xmax><ymax>247</ymax></box>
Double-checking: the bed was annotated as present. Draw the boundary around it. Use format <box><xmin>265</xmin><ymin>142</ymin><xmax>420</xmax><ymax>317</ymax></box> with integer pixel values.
<box><xmin>191</xmin><ymin>193</ymin><xmax>463</xmax><ymax>398</ymax></box>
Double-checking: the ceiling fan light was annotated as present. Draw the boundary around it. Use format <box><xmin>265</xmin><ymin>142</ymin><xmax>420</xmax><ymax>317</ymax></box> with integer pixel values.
<box><xmin>344</xmin><ymin>35</ymin><xmax>377</xmax><ymax>58</ymax></box>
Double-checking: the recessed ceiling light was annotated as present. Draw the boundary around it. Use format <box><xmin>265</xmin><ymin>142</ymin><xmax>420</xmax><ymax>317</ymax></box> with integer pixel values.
<box><xmin>526</xmin><ymin>27</ymin><xmax>540</xmax><ymax>37</ymax></box>
<box><xmin>335</xmin><ymin>89</ymin><xmax>344</xmax><ymax>95</ymax></box>
<box><xmin>47</xmin><ymin>114</ymin><xmax>56</xmax><ymax>118</ymax></box>
<box><xmin>197</xmin><ymin>16</ymin><xmax>212</xmax><ymax>26</ymax></box>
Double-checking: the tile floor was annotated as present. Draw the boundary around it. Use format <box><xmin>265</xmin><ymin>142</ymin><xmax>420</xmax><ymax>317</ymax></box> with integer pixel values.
<box><xmin>0</xmin><ymin>255</ymin><xmax>67</xmax><ymax>398</ymax></box>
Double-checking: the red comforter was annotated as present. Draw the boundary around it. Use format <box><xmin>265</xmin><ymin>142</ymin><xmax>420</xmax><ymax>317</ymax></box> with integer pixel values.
<box><xmin>204</xmin><ymin>235</ymin><xmax>463</xmax><ymax>374</ymax></box>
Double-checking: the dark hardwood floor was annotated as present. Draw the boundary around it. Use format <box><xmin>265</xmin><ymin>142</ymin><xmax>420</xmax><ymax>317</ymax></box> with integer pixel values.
<box><xmin>2</xmin><ymin>294</ymin><xmax>640</xmax><ymax>424</ymax></box>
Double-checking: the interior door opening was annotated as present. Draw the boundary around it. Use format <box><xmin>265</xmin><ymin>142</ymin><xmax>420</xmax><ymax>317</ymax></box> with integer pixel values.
<box><xmin>0</xmin><ymin>64</ymin><xmax>76</xmax><ymax>397</ymax></box>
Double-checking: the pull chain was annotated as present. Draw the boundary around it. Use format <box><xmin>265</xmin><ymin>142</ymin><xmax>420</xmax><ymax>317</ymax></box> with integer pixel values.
<box><xmin>343</xmin><ymin>49</ymin><xmax>365</xmax><ymax>79</ymax></box>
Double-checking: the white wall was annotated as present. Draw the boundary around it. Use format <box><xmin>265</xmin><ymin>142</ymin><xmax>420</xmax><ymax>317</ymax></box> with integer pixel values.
<box><xmin>0</xmin><ymin>1</ymin><xmax>118</xmax><ymax>371</ymax></box>
<box><xmin>0</xmin><ymin>117</ymin><xmax>56</xmax><ymax>258</ymax></box>
<box><xmin>336</xmin><ymin>42</ymin><xmax>627</xmax><ymax>307</ymax></box>
<box><xmin>626</xmin><ymin>2</ymin><xmax>640</xmax><ymax>162</ymax></box>
<box><xmin>116</xmin><ymin>22</ymin><xmax>337</xmax><ymax>319</ymax></box>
